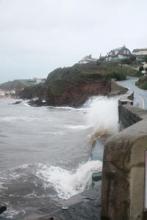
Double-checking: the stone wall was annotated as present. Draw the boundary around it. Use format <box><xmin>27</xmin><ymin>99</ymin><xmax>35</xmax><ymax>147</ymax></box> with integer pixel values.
<box><xmin>119</xmin><ymin>105</ymin><xmax>146</xmax><ymax>129</ymax></box>
<box><xmin>102</xmin><ymin>104</ymin><xmax>147</xmax><ymax>220</ymax></box>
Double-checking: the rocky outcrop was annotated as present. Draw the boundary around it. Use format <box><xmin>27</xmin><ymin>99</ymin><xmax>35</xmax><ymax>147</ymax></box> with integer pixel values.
<box><xmin>24</xmin><ymin>183</ymin><xmax>102</xmax><ymax>220</ymax></box>
<box><xmin>46</xmin><ymin>80</ymin><xmax>111</xmax><ymax>107</ymax></box>
<box><xmin>102</xmin><ymin>105</ymin><xmax>147</xmax><ymax>220</ymax></box>
<box><xmin>19</xmin><ymin>62</ymin><xmax>136</xmax><ymax>107</ymax></box>
<box><xmin>0</xmin><ymin>205</ymin><xmax>7</xmax><ymax>214</ymax></box>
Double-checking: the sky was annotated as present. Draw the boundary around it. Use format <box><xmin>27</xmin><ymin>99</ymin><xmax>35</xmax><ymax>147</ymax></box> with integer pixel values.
<box><xmin>0</xmin><ymin>0</ymin><xmax>147</xmax><ymax>83</ymax></box>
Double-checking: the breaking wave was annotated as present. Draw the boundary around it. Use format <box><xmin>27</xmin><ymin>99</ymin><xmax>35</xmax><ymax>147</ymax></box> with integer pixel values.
<box><xmin>85</xmin><ymin>96</ymin><xmax>119</xmax><ymax>135</ymax></box>
<box><xmin>36</xmin><ymin>160</ymin><xmax>102</xmax><ymax>200</ymax></box>
<box><xmin>0</xmin><ymin>116</ymin><xmax>40</xmax><ymax>122</ymax></box>
<box><xmin>0</xmin><ymin>160</ymin><xmax>102</xmax><ymax>201</ymax></box>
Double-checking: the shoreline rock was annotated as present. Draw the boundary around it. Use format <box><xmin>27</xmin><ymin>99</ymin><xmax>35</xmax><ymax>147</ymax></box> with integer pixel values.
<box><xmin>19</xmin><ymin>62</ymin><xmax>135</xmax><ymax>107</ymax></box>
<box><xmin>24</xmin><ymin>182</ymin><xmax>101</xmax><ymax>220</ymax></box>
<box><xmin>0</xmin><ymin>205</ymin><xmax>7</xmax><ymax>215</ymax></box>
<box><xmin>26</xmin><ymin>80</ymin><xmax>128</xmax><ymax>108</ymax></box>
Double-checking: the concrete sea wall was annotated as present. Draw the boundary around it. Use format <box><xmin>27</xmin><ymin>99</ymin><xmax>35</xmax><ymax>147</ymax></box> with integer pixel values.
<box><xmin>102</xmin><ymin>103</ymin><xmax>147</xmax><ymax>220</ymax></box>
<box><xmin>119</xmin><ymin>104</ymin><xmax>147</xmax><ymax>129</ymax></box>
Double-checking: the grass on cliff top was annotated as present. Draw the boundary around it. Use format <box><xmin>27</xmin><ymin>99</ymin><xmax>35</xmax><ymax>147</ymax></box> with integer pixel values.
<box><xmin>136</xmin><ymin>76</ymin><xmax>147</xmax><ymax>90</ymax></box>
<box><xmin>46</xmin><ymin>62</ymin><xmax>138</xmax><ymax>96</ymax></box>
<box><xmin>47</xmin><ymin>62</ymin><xmax>139</xmax><ymax>81</ymax></box>
<box><xmin>19</xmin><ymin>62</ymin><xmax>139</xmax><ymax>98</ymax></box>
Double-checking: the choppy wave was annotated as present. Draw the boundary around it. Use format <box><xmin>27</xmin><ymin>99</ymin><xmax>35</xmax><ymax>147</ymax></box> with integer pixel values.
<box><xmin>85</xmin><ymin>96</ymin><xmax>119</xmax><ymax>135</ymax></box>
<box><xmin>0</xmin><ymin>116</ymin><xmax>40</xmax><ymax>122</ymax></box>
<box><xmin>0</xmin><ymin>95</ymin><xmax>119</xmax><ymax>219</ymax></box>
<box><xmin>48</xmin><ymin>106</ymin><xmax>77</xmax><ymax>111</ymax></box>
<box><xmin>0</xmin><ymin>160</ymin><xmax>102</xmax><ymax>202</ymax></box>
<box><xmin>3</xmin><ymin>208</ymin><xmax>23</xmax><ymax>219</ymax></box>
<box><xmin>36</xmin><ymin>160</ymin><xmax>102</xmax><ymax>200</ymax></box>
<box><xmin>22</xmin><ymin>101</ymin><xmax>31</xmax><ymax>107</ymax></box>
<box><xmin>65</xmin><ymin>125</ymin><xmax>90</xmax><ymax>130</ymax></box>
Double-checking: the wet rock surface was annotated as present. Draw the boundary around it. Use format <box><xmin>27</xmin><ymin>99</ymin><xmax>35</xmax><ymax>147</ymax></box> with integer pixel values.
<box><xmin>24</xmin><ymin>182</ymin><xmax>101</xmax><ymax>220</ymax></box>
<box><xmin>0</xmin><ymin>205</ymin><xmax>7</xmax><ymax>215</ymax></box>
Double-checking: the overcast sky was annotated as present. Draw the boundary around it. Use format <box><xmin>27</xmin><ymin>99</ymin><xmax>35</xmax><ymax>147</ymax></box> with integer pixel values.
<box><xmin>0</xmin><ymin>0</ymin><xmax>147</xmax><ymax>83</ymax></box>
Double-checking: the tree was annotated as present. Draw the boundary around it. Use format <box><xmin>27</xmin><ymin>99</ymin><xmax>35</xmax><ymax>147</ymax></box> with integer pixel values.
<box><xmin>144</xmin><ymin>55</ymin><xmax>147</xmax><ymax>63</ymax></box>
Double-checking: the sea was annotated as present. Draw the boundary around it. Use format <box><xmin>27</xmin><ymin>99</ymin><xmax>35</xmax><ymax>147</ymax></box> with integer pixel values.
<box><xmin>0</xmin><ymin>96</ymin><xmax>119</xmax><ymax>219</ymax></box>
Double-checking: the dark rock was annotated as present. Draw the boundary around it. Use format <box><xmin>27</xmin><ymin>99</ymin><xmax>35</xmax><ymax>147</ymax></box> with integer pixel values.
<box><xmin>12</xmin><ymin>101</ymin><xmax>22</xmax><ymax>105</ymax></box>
<box><xmin>92</xmin><ymin>172</ymin><xmax>102</xmax><ymax>182</ymax></box>
<box><xmin>19</xmin><ymin>63</ymin><xmax>133</xmax><ymax>107</ymax></box>
<box><xmin>24</xmin><ymin>183</ymin><xmax>102</xmax><ymax>220</ymax></box>
<box><xmin>29</xmin><ymin>99</ymin><xmax>47</xmax><ymax>107</ymax></box>
<box><xmin>0</xmin><ymin>205</ymin><xmax>7</xmax><ymax>214</ymax></box>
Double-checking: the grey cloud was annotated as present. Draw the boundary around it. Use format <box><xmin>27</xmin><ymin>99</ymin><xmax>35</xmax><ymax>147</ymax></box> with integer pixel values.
<box><xmin>0</xmin><ymin>0</ymin><xmax>147</xmax><ymax>82</ymax></box>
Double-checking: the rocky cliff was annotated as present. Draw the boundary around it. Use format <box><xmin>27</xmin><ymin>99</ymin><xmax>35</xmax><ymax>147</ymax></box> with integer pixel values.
<box><xmin>45</xmin><ymin>80</ymin><xmax>111</xmax><ymax>107</ymax></box>
<box><xmin>19</xmin><ymin>63</ymin><xmax>136</xmax><ymax>107</ymax></box>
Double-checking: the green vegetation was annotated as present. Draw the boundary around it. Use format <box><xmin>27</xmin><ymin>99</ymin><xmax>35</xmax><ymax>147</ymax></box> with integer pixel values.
<box><xmin>19</xmin><ymin>84</ymin><xmax>47</xmax><ymax>99</ymax></box>
<box><xmin>20</xmin><ymin>62</ymin><xmax>139</xmax><ymax>100</ymax></box>
<box><xmin>47</xmin><ymin>62</ymin><xmax>139</xmax><ymax>82</ymax></box>
<box><xmin>136</xmin><ymin>76</ymin><xmax>147</xmax><ymax>90</ymax></box>
<box><xmin>144</xmin><ymin>55</ymin><xmax>147</xmax><ymax>63</ymax></box>
<box><xmin>0</xmin><ymin>79</ymin><xmax>37</xmax><ymax>91</ymax></box>
<box><xmin>45</xmin><ymin>63</ymin><xmax>122</xmax><ymax>97</ymax></box>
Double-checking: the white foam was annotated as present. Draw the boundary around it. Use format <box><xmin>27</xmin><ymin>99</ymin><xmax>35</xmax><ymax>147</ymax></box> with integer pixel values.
<box><xmin>49</xmin><ymin>105</ymin><xmax>86</xmax><ymax>112</ymax></box>
<box><xmin>85</xmin><ymin>96</ymin><xmax>119</xmax><ymax>135</ymax></box>
<box><xmin>49</xmin><ymin>106</ymin><xmax>76</xmax><ymax>111</ymax></box>
<box><xmin>36</xmin><ymin>160</ymin><xmax>102</xmax><ymax>200</ymax></box>
<box><xmin>65</xmin><ymin>125</ymin><xmax>90</xmax><ymax>130</ymax></box>
<box><xmin>23</xmin><ymin>101</ymin><xmax>30</xmax><ymax>107</ymax></box>
<box><xmin>3</xmin><ymin>207</ymin><xmax>25</xmax><ymax>219</ymax></box>
<box><xmin>42</xmin><ymin>131</ymin><xmax>65</xmax><ymax>135</ymax></box>
<box><xmin>0</xmin><ymin>116</ymin><xmax>40</xmax><ymax>122</ymax></box>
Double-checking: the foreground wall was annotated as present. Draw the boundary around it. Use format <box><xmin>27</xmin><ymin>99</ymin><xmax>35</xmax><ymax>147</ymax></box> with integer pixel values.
<box><xmin>101</xmin><ymin>104</ymin><xmax>147</xmax><ymax>220</ymax></box>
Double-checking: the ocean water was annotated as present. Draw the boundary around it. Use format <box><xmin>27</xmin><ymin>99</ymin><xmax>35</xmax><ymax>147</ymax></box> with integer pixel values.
<box><xmin>0</xmin><ymin>97</ymin><xmax>119</xmax><ymax>219</ymax></box>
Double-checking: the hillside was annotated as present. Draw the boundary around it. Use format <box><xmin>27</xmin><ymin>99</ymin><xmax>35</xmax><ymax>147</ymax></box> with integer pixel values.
<box><xmin>0</xmin><ymin>79</ymin><xmax>37</xmax><ymax>91</ymax></box>
<box><xmin>19</xmin><ymin>62</ymin><xmax>138</xmax><ymax>107</ymax></box>
<box><xmin>47</xmin><ymin>62</ymin><xmax>138</xmax><ymax>83</ymax></box>
<box><xmin>136</xmin><ymin>76</ymin><xmax>147</xmax><ymax>90</ymax></box>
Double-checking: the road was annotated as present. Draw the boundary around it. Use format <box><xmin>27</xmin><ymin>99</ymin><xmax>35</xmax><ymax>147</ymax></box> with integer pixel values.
<box><xmin>117</xmin><ymin>77</ymin><xmax>147</xmax><ymax>110</ymax></box>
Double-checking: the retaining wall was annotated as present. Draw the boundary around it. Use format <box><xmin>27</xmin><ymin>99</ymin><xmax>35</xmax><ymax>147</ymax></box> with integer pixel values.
<box><xmin>102</xmin><ymin>104</ymin><xmax>147</xmax><ymax>220</ymax></box>
<box><xmin>119</xmin><ymin>104</ymin><xmax>147</xmax><ymax>128</ymax></box>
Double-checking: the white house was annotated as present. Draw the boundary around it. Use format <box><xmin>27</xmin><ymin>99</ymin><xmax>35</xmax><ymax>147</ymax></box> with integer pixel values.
<box><xmin>106</xmin><ymin>46</ymin><xmax>132</xmax><ymax>62</ymax></box>
<box><xmin>78</xmin><ymin>54</ymin><xmax>97</xmax><ymax>64</ymax></box>
<box><xmin>33</xmin><ymin>78</ymin><xmax>46</xmax><ymax>84</ymax></box>
<box><xmin>132</xmin><ymin>48</ymin><xmax>147</xmax><ymax>61</ymax></box>
<box><xmin>0</xmin><ymin>89</ymin><xmax>5</xmax><ymax>97</ymax></box>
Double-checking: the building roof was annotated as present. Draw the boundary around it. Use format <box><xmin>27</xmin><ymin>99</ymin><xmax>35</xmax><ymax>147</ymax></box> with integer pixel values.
<box><xmin>79</xmin><ymin>54</ymin><xmax>97</xmax><ymax>64</ymax></box>
<box><xmin>132</xmin><ymin>48</ymin><xmax>147</xmax><ymax>56</ymax></box>
<box><xmin>107</xmin><ymin>46</ymin><xmax>131</xmax><ymax>58</ymax></box>
<box><xmin>133</xmin><ymin>48</ymin><xmax>147</xmax><ymax>52</ymax></box>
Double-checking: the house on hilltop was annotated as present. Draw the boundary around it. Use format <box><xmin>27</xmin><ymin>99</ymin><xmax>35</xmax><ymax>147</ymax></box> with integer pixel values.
<box><xmin>33</xmin><ymin>78</ymin><xmax>46</xmax><ymax>84</ymax></box>
<box><xmin>78</xmin><ymin>54</ymin><xmax>97</xmax><ymax>64</ymax></box>
<box><xmin>132</xmin><ymin>48</ymin><xmax>147</xmax><ymax>61</ymax></box>
<box><xmin>106</xmin><ymin>46</ymin><xmax>133</xmax><ymax>62</ymax></box>
<box><xmin>0</xmin><ymin>89</ymin><xmax>5</xmax><ymax>97</ymax></box>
